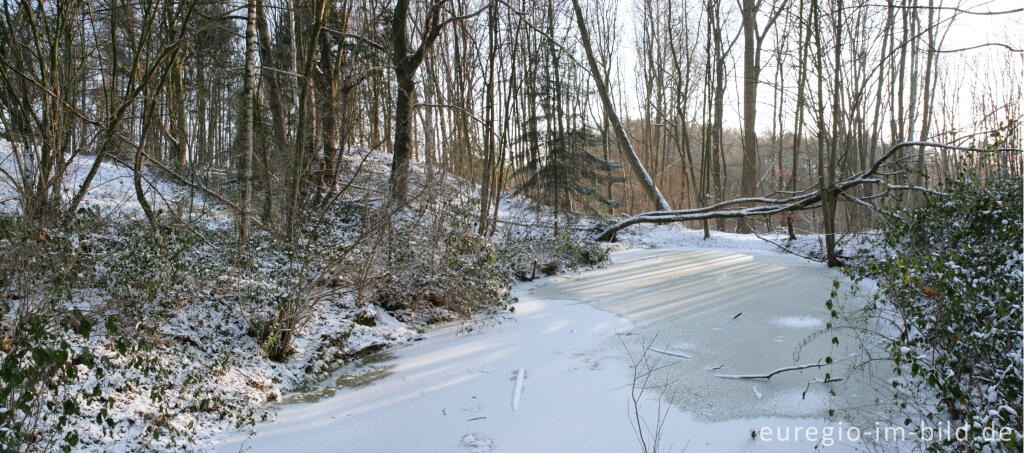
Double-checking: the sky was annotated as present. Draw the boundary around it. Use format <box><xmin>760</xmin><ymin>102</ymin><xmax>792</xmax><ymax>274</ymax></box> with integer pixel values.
<box><xmin>610</xmin><ymin>0</ymin><xmax>1023</xmax><ymax>137</ymax></box>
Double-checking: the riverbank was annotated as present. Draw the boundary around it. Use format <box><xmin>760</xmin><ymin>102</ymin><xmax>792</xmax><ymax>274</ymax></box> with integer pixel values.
<box><xmin>216</xmin><ymin>248</ymin><xmax>893</xmax><ymax>452</ymax></box>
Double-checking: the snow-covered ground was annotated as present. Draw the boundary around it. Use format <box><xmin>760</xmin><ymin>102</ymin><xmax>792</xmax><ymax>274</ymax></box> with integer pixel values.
<box><xmin>3</xmin><ymin>142</ymin><xmax>898</xmax><ymax>451</ymax></box>
<box><xmin>0</xmin><ymin>146</ymin><xmax>460</xmax><ymax>450</ymax></box>
<box><xmin>612</xmin><ymin>221</ymin><xmax>879</xmax><ymax>262</ymax></box>
<box><xmin>0</xmin><ymin>142</ymin><xmax>233</xmax><ymax>229</ymax></box>
<box><xmin>214</xmin><ymin>246</ymin><xmax>899</xmax><ymax>452</ymax></box>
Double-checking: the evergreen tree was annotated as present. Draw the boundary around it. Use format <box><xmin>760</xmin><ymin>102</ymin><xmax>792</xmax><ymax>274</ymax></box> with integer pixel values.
<box><xmin>514</xmin><ymin>72</ymin><xmax>625</xmax><ymax>232</ymax></box>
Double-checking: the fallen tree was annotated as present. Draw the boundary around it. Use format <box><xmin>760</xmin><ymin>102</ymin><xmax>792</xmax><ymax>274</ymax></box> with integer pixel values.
<box><xmin>595</xmin><ymin>141</ymin><xmax>1022</xmax><ymax>246</ymax></box>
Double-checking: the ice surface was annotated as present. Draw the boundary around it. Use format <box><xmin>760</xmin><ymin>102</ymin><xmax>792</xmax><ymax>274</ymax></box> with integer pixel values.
<box><xmin>215</xmin><ymin>249</ymin><xmax>888</xmax><ymax>452</ymax></box>
<box><xmin>531</xmin><ymin>248</ymin><xmax>886</xmax><ymax>422</ymax></box>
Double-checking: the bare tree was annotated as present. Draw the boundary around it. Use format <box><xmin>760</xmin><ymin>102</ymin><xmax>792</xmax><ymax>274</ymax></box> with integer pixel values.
<box><xmin>738</xmin><ymin>0</ymin><xmax>787</xmax><ymax>233</ymax></box>
<box><xmin>387</xmin><ymin>0</ymin><xmax>487</xmax><ymax>205</ymax></box>
<box><xmin>570</xmin><ymin>0</ymin><xmax>672</xmax><ymax>212</ymax></box>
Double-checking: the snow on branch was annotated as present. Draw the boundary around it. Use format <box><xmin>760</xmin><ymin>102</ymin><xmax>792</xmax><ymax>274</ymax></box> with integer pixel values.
<box><xmin>595</xmin><ymin>141</ymin><xmax>1023</xmax><ymax>241</ymax></box>
<box><xmin>715</xmin><ymin>362</ymin><xmax>830</xmax><ymax>380</ymax></box>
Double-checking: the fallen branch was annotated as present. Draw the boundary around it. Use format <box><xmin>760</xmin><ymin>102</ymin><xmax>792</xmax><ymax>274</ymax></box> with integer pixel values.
<box><xmin>595</xmin><ymin>141</ymin><xmax>1022</xmax><ymax>241</ymax></box>
<box><xmin>650</xmin><ymin>347</ymin><xmax>692</xmax><ymax>359</ymax></box>
<box><xmin>716</xmin><ymin>362</ymin><xmax>829</xmax><ymax>380</ymax></box>
<box><xmin>512</xmin><ymin>368</ymin><xmax>525</xmax><ymax>411</ymax></box>
<box><xmin>751</xmin><ymin>230</ymin><xmax>825</xmax><ymax>263</ymax></box>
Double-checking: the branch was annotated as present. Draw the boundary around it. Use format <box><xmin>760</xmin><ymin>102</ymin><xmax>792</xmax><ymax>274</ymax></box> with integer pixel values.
<box><xmin>649</xmin><ymin>347</ymin><xmax>692</xmax><ymax>359</ymax></box>
<box><xmin>433</xmin><ymin>2</ymin><xmax>490</xmax><ymax>34</ymax></box>
<box><xmin>595</xmin><ymin>141</ymin><xmax>1023</xmax><ymax>241</ymax></box>
<box><xmin>752</xmin><ymin>229</ymin><xmax>826</xmax><ymax>262</ymax></box>
<box><xmin>325</xmin><ymin>28</ymin><xmax>388</xmax><ymax>53</ymax></box>
<box><xmin>861</xmin><ymin>4</ymin><xmax>1023</xmax><ymax>16</ymax></box>
<box><xmin>716</xmin><ymin>362</ymin><xmax>829</xmax><ymax>380</ymax></box>
<box><xmin>935</xmin><ymin>42</ymin><xmax>1023</xmax><ymax>54</ymax></box>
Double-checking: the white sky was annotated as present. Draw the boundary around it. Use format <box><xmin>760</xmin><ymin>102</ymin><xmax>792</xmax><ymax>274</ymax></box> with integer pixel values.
<box><xmin>610</xmin><ymin>0</ymin><xmax>1023</xmax><ymax>138</ymax></box>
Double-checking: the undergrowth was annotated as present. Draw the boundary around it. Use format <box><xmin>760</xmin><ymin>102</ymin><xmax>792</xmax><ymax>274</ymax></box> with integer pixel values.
<box><xmin>827</xmin><ymin>175</ymin><xmax>1022</xmax><ymax>452</ymax></box>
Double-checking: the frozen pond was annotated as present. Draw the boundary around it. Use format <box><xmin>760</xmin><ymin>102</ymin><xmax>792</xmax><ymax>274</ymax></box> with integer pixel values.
<box><xmin>216</xmin><ymin>248</ymin><xmax>888</xmax><ymax>452</ymax></box>
<box><xmin>530</xmin><ymin>248</ymin><xmax>883</xmax><ymax>423</ymax></box>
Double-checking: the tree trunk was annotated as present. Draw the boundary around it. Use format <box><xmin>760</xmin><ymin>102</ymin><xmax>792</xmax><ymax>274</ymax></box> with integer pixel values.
<box><xmin>739</xmin><ymin>0</ymin><xmax>758</xmax><ymax>233</ymax></box>
<box><xmin>256</xmin><ymin>0</ymin><xmax>287</xmax><ymax>222</ymax></box>
<box><xmin>390</xmin><ymin>65</ymin><xmax>416</xmax><ymax>205</ymax></box>
<box><xmin>286</xmin><ymin>0</ymin><xmax>327</xmax><ymax>237</ymax></box>
<box><xmin>169</xmin><ymin>58</ymin><xmax>188</xmax><ymax>169</ymax></box>
<box><xmin>569</xmin><ymin>0</ymin><xmax>671</xmax><ymax>212</ymax></box>
<box><xmin>240</xmin><ymin>0</ymin><xmax>256</xmax><ymax>245</ymax></box>
<box><xmin>789</xmin><ymin>0</ymin><xmax>811</xmax><ymax>240</ymax></box>
<box><xmin>477</xmin><ymin>1</ymin><xmax>497</xmax><ymax>234</ymax></box>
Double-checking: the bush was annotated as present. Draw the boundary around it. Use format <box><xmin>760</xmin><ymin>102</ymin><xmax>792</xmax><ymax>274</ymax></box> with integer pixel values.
<box><xmin>372</xmin><ymin>210</ymin><xmax>512</xmax><ymax>319</ymax></box>
<box><xmin>245</xmin><ymin>292</ymin><xmax>303</xmax><ymax>362</ymax></box>
<box><xmin>0</xmin><ymin>215</ymin><xmax>121</xmax><ymax>452</ymax></box>
<box><xmin>495</xmin><ymin>228</ymin><xmax>609</xmax><ymax>279</ymax></box>
<box><xmin>834</xmin><ymin>175</ymin><xmax>1022</xmax><ymax>451</ymax></box>
<box><xmin>102</xmin><ymin>224</ymin><xmax>197</xmax><ymax>322</ymax></box>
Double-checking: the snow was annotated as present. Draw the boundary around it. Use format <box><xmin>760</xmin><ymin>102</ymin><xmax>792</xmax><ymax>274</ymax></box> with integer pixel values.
<box><xmin>610</xmin><ymin>220</ymin><xmax>881</xmax><ymax>261</ymax></box>
<box><xmin>2</xmin><ymin>142</ymin><xmax>901</xmax><ymax>451</ymax></box>
<box><xmin>0</xmin><ymin>143</ymin><xmax>233</xmax><ymax>229</ymax></box>
<box><xmin>213</xmin><ymin>248</ymin><xmax>893</xmax><ymax>452</ymax></box>
<box><xmin>770</xmin><ymin>316</ymin><xmax>826</xmax><ymax>329</ymax></box>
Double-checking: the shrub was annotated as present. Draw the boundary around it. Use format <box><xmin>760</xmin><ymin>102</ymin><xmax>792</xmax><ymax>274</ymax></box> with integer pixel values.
<box><xmin>103</xmin><ymin>224</ymin><xmax>197</xmax><ymax>322</ymax></box>
<box><xmin>495</xmin><ymin>228</ymin><xmax>610</xmax><ymax>278</ymax></box>
<box><xmin>0</xmin><ymin>215</ymin><xmax>121</xmax><ymax>452</ymax></box>
<box><xmin>372</xmin><ymin>213</ymin><xmax>512</xmax><ymax>318</ymax></box>
<box><xmin>245</xmin><ymin>292</ymin><xmax>303</xmax><ymax>362</ymax></box>
<box><xmin>833</xmin><ymin>175</ymin><xmax>1022</xmax><ymax>451</ymax></box>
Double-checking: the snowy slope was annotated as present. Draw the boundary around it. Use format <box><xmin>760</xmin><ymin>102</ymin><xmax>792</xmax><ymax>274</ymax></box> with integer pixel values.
<box><xmin>0</xmin><ymin>142</ymin><xmax>232</xmax><ymax>229</ymax></box>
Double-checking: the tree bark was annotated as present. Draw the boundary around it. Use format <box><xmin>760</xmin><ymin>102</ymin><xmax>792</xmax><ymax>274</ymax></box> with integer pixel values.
<box><xmin>739</xmin><ymin>0</ymin><xmax>758</xmax><ymax>233</ymax></box>
<box><xmin>240</xmin><ymin>0</ymin><xmax>256</xmax><ymax>245</ymax></box>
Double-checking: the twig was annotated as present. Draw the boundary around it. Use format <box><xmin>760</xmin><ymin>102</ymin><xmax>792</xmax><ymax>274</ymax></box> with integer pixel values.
<box><xmin>752</xmin><ymin>230</ymin><xmax>826</xmax><ymax>263</ymax></box>
<box><xmin>512</xmin><ymin>368</ymin><xmax>525</xmax><ymax>411</ymax></box>
<box><xmin>716</xmin><ymin>361</ymin><xmax>829</xmax><ymax>380</ymax></box>
<box><xmin>649</xmin><ymin>347</ymin><xmax>692</xmax><ymax>359</ymax></box>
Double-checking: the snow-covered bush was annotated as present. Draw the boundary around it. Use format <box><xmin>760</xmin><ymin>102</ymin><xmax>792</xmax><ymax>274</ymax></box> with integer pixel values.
<box><xmin>0</xmin><ymin>214</ymin><xmax>122</xmax><ymax>452</ymax></box>
<box><xmin>245</xmin><ymin>292</ymin><xmax>304</xmax><ymax>361</ymax></box>
<box><xmin>366</xmin><ymin>198</ymin><xmax>608</xmax><ymax>321</ymax></box>
<box><xmin>102</xmin><ymin>224</ymin><xmax>198</xmax><ymax>322</ymax></box>
<box><xmin>836</xmin><ymin>175</ymin><xmax>1022</xmax><ymax>452</ymax></box>
<box><xmin>369</xmin><ymin>202</ymin><xmax>513</xmax><ymax>320</ymax></box>
<box><xmin>495</xmin><ymin>228</ymin><xmax>609</xmax><ymax>277</ymax></box>
<box><xmin>1</xmin><ymin>211</ymin><xmax>252</xmax><ymax>451</ymax></box>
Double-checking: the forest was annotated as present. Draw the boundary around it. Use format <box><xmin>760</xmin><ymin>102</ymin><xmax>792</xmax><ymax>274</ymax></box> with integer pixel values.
<box><xmin>0</xmin><ymin>0</ymin><xmax>1021</xmax><ymax>450</ymax></box>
